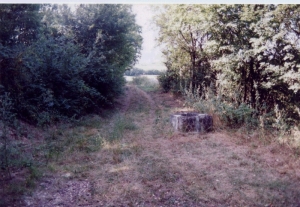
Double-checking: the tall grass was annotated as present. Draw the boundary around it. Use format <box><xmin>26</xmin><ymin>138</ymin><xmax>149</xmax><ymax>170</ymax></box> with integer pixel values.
<box><xmin>184</xmin><ymin>86</ymin><xmax>300</xmax><ymax>148</ymax></box>
<box><xmin>184</xmin><ymin>87</ymin><xmax>258</xmax><ymax>130</ymax></box>
<box><xmin>107</xmin><ymin>114</ymin><xmax>138</xmax><ymax>142</ymax></box>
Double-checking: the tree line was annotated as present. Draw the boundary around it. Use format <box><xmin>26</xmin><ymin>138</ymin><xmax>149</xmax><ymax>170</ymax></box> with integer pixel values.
<box><xmin>0</xmin><ymin>4</ymin><xmax>142</xmax><ymax>125</ymax></box>
<box><xmin>155</xmin><ymin>5</ymin><xmax>300</xmax><ymax>130</ymax></box>
<box><xmin>124</xmin><ymin>68</ymin><xmax>162</xmax><ymax>76</ymax></box>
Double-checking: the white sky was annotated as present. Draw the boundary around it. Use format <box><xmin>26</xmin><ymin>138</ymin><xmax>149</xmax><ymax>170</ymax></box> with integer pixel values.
<box><xmin>132</xmin><ymin>4</ymin><xmax>166</xmax><ymax>71</ymax></box>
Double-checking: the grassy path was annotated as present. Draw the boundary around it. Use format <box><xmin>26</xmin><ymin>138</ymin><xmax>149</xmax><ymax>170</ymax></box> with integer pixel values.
<box><xmin>24</xmin><ymin>85</ymin><xmax>300</xmax><ymax>206</ymax></box>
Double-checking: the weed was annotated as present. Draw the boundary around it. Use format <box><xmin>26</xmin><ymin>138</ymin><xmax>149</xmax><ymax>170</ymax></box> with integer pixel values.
<box><xmin>293</xmin><ymin>147</ymin><xmax>300</xmax><ymax>158</ymax></box>
<box><xmin>152</xmin><ymin>109</ymin><xmax>173</xmax><ymax>139</ymax></box>
<box><xmin>111</xmin><ymin>145</ymin><xmax>133</xmax><ymax>164</ymax></box>
<box><xmin>77</xmin><ymin>115</ymin><xmax>103</xmax><ymax>128</ymax></box>
<box><xmin>131</xmin><ymin>144</ymin><xmax>143</xmax><ymax>156</ymax></box>
<box><xmin>205</xmin><ymin>140</ymin><xmax>218</xmax><ymax>148</ymax></box>
<box><xmin>86</xmin><ymin>135</ymin><xmax>103</xmax><ymax>152</ymax></box>
<box><xmin>268</xmin><ymin>180</ymin><xmax>289</xmax><ymax>191</ymax></box>
<box><xmin>0</xmin><ymin>93</ymin><xmax>16</xmax><ymax>180</ymax></box>
<box><xmin>251</xmin><ymin>143</ymin><xmax>258</xmax><ymax>149</ymax></box>
<box><xmin>5</xmin><ymin>78</ymin><xmax>300</xmax><ymax>206</ymax></box>
<box><xmin>90</xmin><ymin>181</ymin><xmax>97</xmax><ymax>198</ymax></box>
<box><xmin>107</xmin><ymin>114</ymin><xmax>137</xmax><ymax>142</ymax></box>
<box><xmin>47</xmin><ymin>163</ymin><xmax>57</xmax><ymax>172</ymax></box>
<box><xmin>138</xmin><ymin>156</ymin><xmax>181</xmax><ymax>184</ymax></box>
<box><xmin>239</xmin><ymin>161</ymin><xmax>249</xmax><ymax>166</ymax></box>
<box><xmin>230</xmin><ymin>153</ymin><xmax>241</xmax><ymax>160</ymax></box>
<box><xmin>43</xmin><ymin>133</ymin><xmax>64</xmax><ymax>163</ymax></box>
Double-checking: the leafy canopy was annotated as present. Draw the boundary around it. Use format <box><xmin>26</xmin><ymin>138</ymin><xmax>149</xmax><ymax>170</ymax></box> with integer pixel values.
<box><xmin>155</xmin><ymin>4</ymin><xmax>300</xmax><ymax>128</ymax></box>
<box><xmin>0</xmin><ymin>4</ymin><xmax>142</xmax><ymax>125</ymax></box>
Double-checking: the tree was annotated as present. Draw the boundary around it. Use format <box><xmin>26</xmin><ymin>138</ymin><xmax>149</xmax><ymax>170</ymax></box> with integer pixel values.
<box><xmin>0</xmin><ymin>4</ymin><xmax>41</xmax><ymax>46</ymax></box>
<box><xmin>0</xmin><ymin>4</ymin><xmax>42</xmax><ymax>90</ymax></box>
<box><xmin>70</xmin><ymin>4</ymin><xmax>142</xmax><ymax>104</ymax></box>
<box><xmin>0</xmin><ymin>4</ymin><xmax>42</xmax><ymax>120</ymax></box>
<box><xmin>154</xmin><ymin>5</ymin><xmax>212</xmax><ymax>94</ymax></box>
<box><xmin>0</xmin><ymin>4</ymin><xmax>142</xmax><ymax>124</ymax></box>
<box><xmin>203</xmin><ymin>5</ymin><xmax>300</xmax><ymax>122</ymax></box>
<box><xmin>155</xmin><ymin>4</ymin><xmax>300</xmax><ymax>128</ymax></box>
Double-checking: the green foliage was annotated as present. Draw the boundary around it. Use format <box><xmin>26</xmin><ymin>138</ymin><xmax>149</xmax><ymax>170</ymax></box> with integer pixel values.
<box><xmin>107</xmin><ymin>114</ymin><xmax>137</xmax><ymax>142</ymax></box>
<box><xmin>184</xmin><ymin>87</ymin><xmax>264</xmax><ymax>130</ymax></box>
<box><xmin>124</xmin><ymin>68</ymin><xmax>162</xmax><ymax>76</ymax></box>
<box><xmin>0</xmin><ymin>4</ymin><xmax>41</xmax><ymax>46</ymax></box>
<box><xmin>158</xmin><ymin>69</ymin><xmax>181</xmax><ymax>93</ymax></box>
<box><xmin>0</xmin><ymin>93</ymin><xmax>16</xmax><ymax>179</ymax></box>
<box><xmin>154</xmin><ymin>5</ymin><xmax>213</xmax><ymax>94</ymax></box>
<box><xmin>0</xmin><ymin>4</ymin><xmax>142</xmax><ymax>204</ymax></box>
<box><xmin>71</xmin><ymin>4</ymin><xmax>142</xmax><ymax>104</ymax></box>
<box><xmin>0</xmin><ymin>4</ymin><xmax>142</xmax><ymax>125</ymax></box>
<box><xmin>154</xmin><ymin>4</ymin><xmax>300</xmax><ymax>131</ymax></box>
<box><xmin>19</xmin><ymin>36</ymin><xmax>91</xmax><ymax>123</ymax></box>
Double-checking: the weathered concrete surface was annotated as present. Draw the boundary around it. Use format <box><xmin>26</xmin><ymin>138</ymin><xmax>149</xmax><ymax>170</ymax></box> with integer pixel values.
<box><xmin>171</xmin><ymin>112</ymin><xmax>213</xmax><ymax>133</ymax></box>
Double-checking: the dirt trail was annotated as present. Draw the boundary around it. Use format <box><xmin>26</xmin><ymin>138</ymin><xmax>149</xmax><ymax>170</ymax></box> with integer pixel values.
<box><xmin>24</xmin><ymin>85</ymin><xmax>300</xmax><ymax>207</ymax></box>
<box><xmin>119</xmin><ymin>85</ymin><xmax>157</xmax><ymax>113</ymax></box>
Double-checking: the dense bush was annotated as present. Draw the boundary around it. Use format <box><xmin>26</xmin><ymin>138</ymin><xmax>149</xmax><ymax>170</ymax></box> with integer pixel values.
<box><xmin>158</xmin><ymin>67</ymin><xmax>181</xmax><ymax>93</ymax></box>
<box><xmin>155</xmin><ymin>4</ymin><xmax>300</xmax><ymax>131</ymax></box>
<box><xmin>0</xmin><ymin>4</ymin><xmax>142</xmax><ymax>125</ymax></box>
<box><xmin>0</xmin><ymin>4</ymin><xmax>142</xmax><ymax>198</ymax></box>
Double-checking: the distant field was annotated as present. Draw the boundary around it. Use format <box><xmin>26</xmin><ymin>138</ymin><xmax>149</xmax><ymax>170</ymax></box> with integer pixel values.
<box><xmin>124</xmin><ymin>75</ymin><xmax>159</xmax><ymax>84</ymax></box>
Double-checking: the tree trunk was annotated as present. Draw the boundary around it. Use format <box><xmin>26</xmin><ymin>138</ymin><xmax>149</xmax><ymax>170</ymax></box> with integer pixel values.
<box><xmin>249</xmin><ymin>58</ymin><xmax>256</xmax><ymax>108</ymax></box>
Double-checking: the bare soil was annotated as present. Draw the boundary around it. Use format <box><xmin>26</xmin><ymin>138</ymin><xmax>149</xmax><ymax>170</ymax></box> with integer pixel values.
<box><xmin>23</xmin><ymin>85</ymin><xmax>300</xmax><ymax>206</ymax></box>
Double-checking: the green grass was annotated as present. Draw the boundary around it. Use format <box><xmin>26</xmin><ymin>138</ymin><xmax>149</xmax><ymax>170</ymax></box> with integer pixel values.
<box><xmin>0</xmin><ymin>164</ymin><xmax>42</xmax><ymax>206</ymax></box>
<box><xmin>138</xmin><ymin>156</ymin><xmax>181</xmax><ymax>183</ymax></box>
<box><xmin>4</xmin><ymin>80</ymin><xmax>300</xmax><ymax>207</ymax></box>
<box><xmin>107</xmin><ymin>114</ymin><xmax>138</xmax><ymax>142</ymax></box>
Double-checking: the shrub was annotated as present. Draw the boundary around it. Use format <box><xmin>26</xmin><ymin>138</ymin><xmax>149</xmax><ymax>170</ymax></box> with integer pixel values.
<box><xmin>0</xmin><ymin>4</ymin><xmax>142</xmax><ymax>125</ymax></box>
<box><xmin>158</xmin><ymin>70</ymin><xmax>181</xmax><ymax>93</ymax></box>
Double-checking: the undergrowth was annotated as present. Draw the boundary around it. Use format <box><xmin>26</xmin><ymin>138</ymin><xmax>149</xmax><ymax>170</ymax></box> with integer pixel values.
<box><xmin>0</xmin><ymin>107</ymin><xmax>139</xmax><ymax>206</ymax></box>
<box><xmin>107</xmin><ymin>114</ymin><xmax>138</xmax><ymax>142</ymax></box>
<box><xmin>184</xmin><ymin>87</ymin><xmax>300</xmax><ymax>148</ymax></box>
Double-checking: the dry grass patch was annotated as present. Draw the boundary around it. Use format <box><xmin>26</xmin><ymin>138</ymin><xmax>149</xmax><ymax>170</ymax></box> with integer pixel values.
<box><xmin>22</xmin><ymin>86</ymin><xmax>300</xmax><ymax>207</ymax></box>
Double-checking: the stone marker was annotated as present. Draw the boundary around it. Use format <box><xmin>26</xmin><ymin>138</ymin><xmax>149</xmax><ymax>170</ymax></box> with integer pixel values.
<box><xmin>171</xmin><ymin>112</ymin><xmax>213</xmax><ymax>133</ymax></box>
